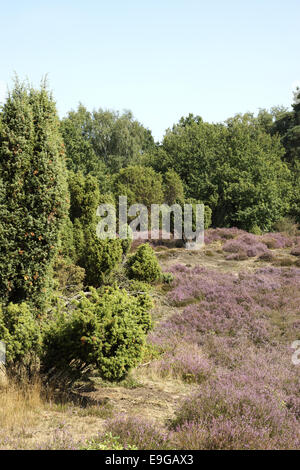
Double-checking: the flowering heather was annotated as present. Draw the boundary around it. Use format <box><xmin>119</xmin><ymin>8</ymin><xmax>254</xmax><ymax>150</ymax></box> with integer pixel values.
<box><xmin>172</xmin><ymin>370</ymin><xmax>300</xmax><ymax>450</ymax></box>
<box><xmin>152</xmin><ymin>342</ymin><xmax>213</xmax><ymax>383</ymax></box>
<box><xmin>103</xmin><ymin>414</ymin><xmax>172</xmax><ymax>450</ymax></box>
<box><xmin>204</xmin><ymin>227</ymin><xmax>244</xmax><ymax>244</ymax></box>
<box><xmin>172</xmin><ymin>415</ymin><xmax>299</xmax><ymax>450</ymax></box>
<box><xmin>223</xmin><ymin>234</ymin><xmax>269</xmax><ymax>258</ymax></box>
<box><xmin>148</xmin><ymin>262</ymin><xmax>300</xmax><ymax>449</ymax></box>
<box><xmin>263</xmin><ymin>232</ymin><xmax>294</xmax><ymax>249</ymax></box>
<box><xmin>204</xmin><ymin>229</ymin><xmax>297</xmax><ymax>260</ymax></box>
<box><xmin>225</xmin><ymin>251</ymin><xmax>248</xmax><ymax>261</ymax></box>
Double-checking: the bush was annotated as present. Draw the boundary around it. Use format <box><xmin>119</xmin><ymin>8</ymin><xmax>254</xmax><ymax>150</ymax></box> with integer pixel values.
<box><xmin>126</xmin><ymin>244</ymin><xmax>162</xmax><ymax>283</ymax></box>
<box><xmin>161</xmin><ymin>272</ymin><xmax>174</xmax><ymax>285</ymax></box>
<box><xmin>0</xmin><ymin>302</ymin><xmax>42</xmax><ymax>369</ymax></box>
<box><xmin>81</xmin><ymin>233</ymin><xmax>123</xmax><ymax>286</ymax></box>
<box><xmin>171</xmin><ymin>373</ymin><xmax>299</xmax><ymax>450</ymax></box>
<box><xmin>223</xmin><ymin>233</ymin><xmax>269</xmax><ymax>258</ymax></box>
<box><xmin>249</xmin><ymin>225</ymin><xmax>262</xmax><ymax>235</ymax></box>
<box><xmin>42</xmin><ymin>287</ymin><xmax>153</xmax><ymax>381</ymax></box>
<box><xmin>261</xmin><ymin>236</ymin><xmax>280</xmax><ymax>249</ymax></box>
<box><xmin>102</xmin><ymin>415</ymin><xmax>172</xmax><ymax>450</ymax></box>
<box><xmin>126</xmin><ymin>279</ymin><xmax>152</xmax><ymax>294</ymax></box>
<box><xmin>273</xmin><ymin>217</ymin><xmax>299</xmax><ymax>236</ymax></box>
<box><xmin>53</xmin><ymin>256</ymin><xmax>85</xmax><ymax>295</ymax></box>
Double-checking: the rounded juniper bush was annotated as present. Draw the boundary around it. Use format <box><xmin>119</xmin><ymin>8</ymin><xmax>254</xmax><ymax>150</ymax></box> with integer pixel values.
<box><xmin>42</xmin><ymin>286</ymin><xmax>153</xmax><ymax>381</ymax></box>
<box><xmin>125</xmin><ymin>243</ymin><xmax>162</xmax><ymax>283</ymax></box>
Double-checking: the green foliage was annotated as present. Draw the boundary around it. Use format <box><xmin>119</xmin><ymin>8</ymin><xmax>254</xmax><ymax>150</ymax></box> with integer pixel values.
<box><xmin>53</xmin><ymin>256</ymin><xmax>85</xmax><ymax>295</ymax></box>
<box><xmin>0</xmin><ymin>80</ymin><xmax>69</xmax><ymax>311</ymax></box>
<box><xmin>161</xmin><ymin>272</ymin><xmax>174</xmax><ymax>285</ymax></box>
<box><xmin>273</xmin><ymin>216</ymin><xmax>299</xmax><ymax>236</ymax></box>
<box><xmin>82</xmin><ymin>233</ymin><xmax>123</xmax><ymax>286</ymax></box>
<box><xmin>120</xmin><ymin>237</ymin><xmax>132</xmax><ymax>257</ymax></box>
<box><xmin>68</xmin><ymin>171</ymin><xmax>100</xmax><ymax>224</ymax></box>
<box><xmin>57</xmin><ymin>214</ymin><xmax>77</xmax><ymax>262</ymax></box>
<box><xmin>249</xmin><ymin>225</ymin><xmax>262</xmax><ymax>235</ymax></box>
<box><xmin>126</xmin><ymin>279</ymin><xmax>153</xmax><ymax>293</ymax></box>
<box><xmin>112</xmin><ymin>165</ymin><xmax>164</xmax><ymax>209</ymax></box>
<box><xmin>0</xmin><ymin>302</ymin><xmax>42</xmax><ymax>366</ymax></box>
<box><xmin>155</xmin><ymin>113</ymin><xmax>291</xmax><ymax>231</ymax></box>
<box><xmin>42</xmin><ymin>287</ymin><xmax>153</xmax><ymax>381</ymax></box>
<box><xmin>185</xmin><ymin>198</ymin><xmax>212</xmax><ymax>230</ymax></box>
<box><xmin>126</xmin><ymin>244</ymin><xmax>162</xmax><ymax>283</ymax></box>
<box><xmin>81</xmin><ymin>432</ymin><xmax>138</xmax><ymax>450</ymax></box>
<box><xmin>60</xmin><ymin>104</ymin><xmax>109</xmax><ymax>192</ymax></box>
<box><xmin>61</xmin><ymin>105</ymin><xmax>155</xmax><ymax>177</ymax></box>
<box><xmin>270</xmin><ymin>89</ymin><xmax>300</xmax><ymax>223</ymax></box>
<box><xmin>67</xmin><ymin>171</ymin><xmax>123</xmax><ymax>286</ymax></box>
<box><xmin>163</xmin><ymin>169</ymin><xmax>185</xmax><ymax>205</ymax></box>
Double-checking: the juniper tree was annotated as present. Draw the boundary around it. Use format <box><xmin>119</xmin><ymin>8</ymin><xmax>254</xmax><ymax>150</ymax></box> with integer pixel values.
<box><xmin>0</xmin><ymin>80</ymin><xmax>69</xmax><ymax>312</ymax></box>
<box><xmin>68</xmin><ymin>171</ymin><xmax>123</xmax><ymax>287</ymax></box>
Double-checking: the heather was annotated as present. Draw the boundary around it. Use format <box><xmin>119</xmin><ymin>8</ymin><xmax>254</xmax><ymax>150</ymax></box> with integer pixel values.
<box><xmin>147</xmin><ymin>262</ymin><xmax>300</xmax><ymax>449</ymax></box>
<box><xmin>204</xmin><ymin>228</ymin><xmax>298</xmax><ymax>261</ymax></box>
<box><xmin>101</xmin><ymin>415</ymin><xmax>173</xmax><ymax>450</ymax></box>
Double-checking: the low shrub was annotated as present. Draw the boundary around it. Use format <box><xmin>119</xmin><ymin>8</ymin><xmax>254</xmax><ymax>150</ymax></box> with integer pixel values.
<box><xmin>102</xmin><ymin>415</ymin><xmax>172</xmax><ymax>450</ymax></box>
<box><xmin>273</xmin><ymin>217</ymin><xmax>299</xmax><ymax>237</ymax></box>
<box><xmin>0</xmin><ymin>302</ymin><xmax>42</xmax><ymax>373</ymax></box>
<box><xmin>126</xmin><ymin>279</ymin><xmax>152</xmax><ymax>294</ymax></box>
<box><xmin>42</xmin><ymin>287</ymin><xmax>153</xmax><ymax>381</ymax></box>
<box><xmin>223</xmin><ymin>233</ymin><xmax>269</xmax><ymax>258</ymax></box>
<box><xmin>249</xmin><ymin>225</ymin><xmax>262</xmax><ymax>235</ymax></box>
<box><xmin>53</xmin><ymin>257</ymin><xmax>85</xmax><ymax>295</ymax></box>
<box><xmin>261</xmin><ymin>237</ymin><xmax>280</xmax><ymax>249</ymax></box>
<box><xmin>126</xmin><ymin>244</ymin><xmax>162</xmax><ymax>283</ymax></box>
<box><xmin>153</xmin><ymin>343</ymin><xmax>213</xmax><ymax>383</ymax></box>
<box><xmin>204</xmin><ymin>227</ymin><xmax>244</xmax><ymax>244</ymax></box>
<box><xmin>161</xmin><ymin>272</ymin><xmax>174</xmax><ymax>285</ymax></box>
<box><xmin>80</xmin><ymin>234</ymin><xmax>123</xmax><ymax>286</ymax></box>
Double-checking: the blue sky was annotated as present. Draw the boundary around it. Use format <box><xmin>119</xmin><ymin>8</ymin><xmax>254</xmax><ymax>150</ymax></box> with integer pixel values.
<box><xmin>0</xmin><ymin>0</ymin><xmax>299</xmax><ymax>141</ymax></box>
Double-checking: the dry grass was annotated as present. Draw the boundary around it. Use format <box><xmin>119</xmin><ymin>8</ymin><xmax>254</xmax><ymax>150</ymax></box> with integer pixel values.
<box><xmin>0</xmin><ymin>379</ymin><xmax>43</xmax><ymax>431</ymax></box>
<box><xmin>0</xmin><ymin>378</ymin><xmax>46</xmax><ymax>448</ymax></box>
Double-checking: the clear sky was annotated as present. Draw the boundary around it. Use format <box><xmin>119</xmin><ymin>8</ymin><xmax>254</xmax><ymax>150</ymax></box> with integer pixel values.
<box><xmin>0</xmin><ymin>0</ymin><xmax>299</xmax><ymax>141</ymax></box>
